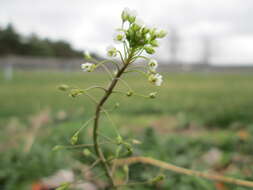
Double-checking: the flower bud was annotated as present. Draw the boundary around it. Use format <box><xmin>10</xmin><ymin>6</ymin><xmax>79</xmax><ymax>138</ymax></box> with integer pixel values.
<box><xmin>70</xmin><ymin>132</ymin><xmax>79</xmax><ymax>145</ymax></box>
<box><xmin>69</xmin><ymin>89</ymin><xmax>84</xmax><ymax>98</ymax></box>
<box><xmin>142</xmin><ymin>27</ymin><xmax>150</xmax><ymax>34</ymax></box>
<box><xmin>128</xmin><ymin>10</ymin><xmax>137</xmax><ymax>23</ymax></box>
<box><xmin>113</xmin><ymin>31</ymin><xmax>126</xmax><ymax>43</ymax></box>
<box><xmin>58</xmin><ymin>84</ymin><xmax>69</xmax><ymax>91</ymax></box>
<box><xmin>157</xmin><ymin>30</ymin><xmax>167</xmax><ymax>38</ymax></box>
<box><xmin>116</xmin><ymin>135</ymin><xmax>123</xmax><ymax>145</ymax></box>
<box><xmin>121</xmin><ymin>8</ymin><xmax>130</xmax><ymax>22</ymax></box>
<box><xmin>149</xmin><ymin>92</ymin><xmax>157</xmax><ymax>99</ymax></box>
<box><xmin>83</xmin><ymin>148</ymin><xmax>91</xmax><ymax>157</ymax></box>
<box><xmin>84</xmin><ymin>51</ymin><xmax>92</xmax><ymax>59</ymax></box>
<box><xmin>126</xmin><ymin>91</ymin><xmax>133</xmax><ymax>97</ymax></box>
<box><xmin>149</xmin><ymin>175</ymin><xmax>165</xmax><ymax>184</ymax></box>
<box><xmin>150</xmin><ymin>40</ymin><xmax>159</xmax><ymax>47</ymax></box>
<box><xmin>106</xmin><ymin>45</ymin><xmax>117</xmax><ymax>57</ymax></box>
<box><xmin>144</xmin><ymin>46</ymin><xmax>155</xmax><ymax>54</ymax></box>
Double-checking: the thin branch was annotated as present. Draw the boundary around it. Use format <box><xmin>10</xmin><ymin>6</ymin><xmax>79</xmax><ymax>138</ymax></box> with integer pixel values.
<box><xmin>117</xmin><ymin>50</ymin><xmax>125</xmax><ymax>64</ymax></box>
<box><xmin>114</xmin><ymin>156</ymin><xmax>253</xmax><ymax>188</ymax></box>
<box><xmin>84</xmin><ymin>85</ymin><xmax>107</xmax><ymax>92</ymax></box>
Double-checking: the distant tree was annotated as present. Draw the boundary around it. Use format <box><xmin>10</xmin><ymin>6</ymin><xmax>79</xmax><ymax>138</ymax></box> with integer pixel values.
<box><xmin>0</xmin><ymin>23</ymin><xmax>84</xmax><ymax>58</ymax></box>
<box><xmin>0</xmin><ymin>24</ymin><xmax>22</xmax><ymax>56</ymax></box>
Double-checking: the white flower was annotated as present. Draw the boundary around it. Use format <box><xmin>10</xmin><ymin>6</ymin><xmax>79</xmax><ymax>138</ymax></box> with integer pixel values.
<box><xmin>121</xmin><ymin>8</ymin><xmax>137</xmax><ymax>23</ymax></box>
<box><xmin>106</xmin><ymin>45</ymin><xmax>117</xmax><ymax>57</ymax></box>
<box><xmin>135</xmin><ymin>17</ymin><xmax>145</xmax><ymax>28</ymax></box>
<box><xmin>84</xmin><ymin>50</ymin><xmax>91</xmax><ymax>59</ymax></box>
<box><xmin>148</xmin><ymin>59</ymin><xmax>158</xmax><ymax>71</ymax></box>
<box><xmin>122</xmin><ymin>7</ymin><xmax>131</xmax><ymax>21</ymax></box>
<box><xmin>81</xmin><ymin>62</ymin><xmax>96</xmax><ymax>72</ymax></box>
<box><xmin>148</xmin><ymin>73</ymin><xmax>163</xmax><ymax>86</ymax></box>
<box><xmin>113</xmin><ymin>31</ymin><xmax>126</xmax><ymax>43</ymax></box>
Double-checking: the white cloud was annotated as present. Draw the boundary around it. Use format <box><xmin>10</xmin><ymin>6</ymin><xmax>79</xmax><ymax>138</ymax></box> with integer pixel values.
<box><xmin>1</xmin><ymin>0</ymin><xmax>253</xmax><ymax>64</ymax></box>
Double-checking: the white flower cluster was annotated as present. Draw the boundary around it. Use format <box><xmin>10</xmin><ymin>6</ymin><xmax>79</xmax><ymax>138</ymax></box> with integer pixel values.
<box><xmin>147</xmin><ymin>59</ymin><xmax>163</xmax><ymax>86</ymax></box>
<box><xmin>106</xmin><ymin>45</ymin><xmax>117</xmax><ymax>57</ymax></box>
<box><xmin>81</xmin><ymin>62</ymin><xmax>96</xmax><ymax>72</ymax></box>
<box><xmin>81</xmin><ymin>8</ymin><xmax>165</xmax><ymax>87</ymax></box>
<box><xmin>148</xmin><ymin>73</ymin><xmax>163</xmax><ymax>86</ymax></box>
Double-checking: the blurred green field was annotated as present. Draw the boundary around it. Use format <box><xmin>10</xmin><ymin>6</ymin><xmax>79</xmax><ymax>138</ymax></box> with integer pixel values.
<box><xmin>0</xmin><ymin>71</ymin><xmax>253</xmax><ymax>190</ymax></box>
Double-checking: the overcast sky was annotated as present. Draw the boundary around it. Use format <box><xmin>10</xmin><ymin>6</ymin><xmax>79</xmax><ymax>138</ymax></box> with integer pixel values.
<box><xmin>1</xmin><ymin>0</ymin><xmax>253</xmax><ymax>65</ymax></box>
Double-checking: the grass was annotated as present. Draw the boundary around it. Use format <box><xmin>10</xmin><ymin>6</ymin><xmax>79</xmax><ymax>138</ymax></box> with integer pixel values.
<box><xmin>0</xmin><ymin>71</ymin><xmax>253</xmax><ymax>189</ymax></box>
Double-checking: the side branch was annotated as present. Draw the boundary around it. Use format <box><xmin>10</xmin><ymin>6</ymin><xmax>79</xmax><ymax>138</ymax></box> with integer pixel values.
<box><xmin>114</xmin><ymin>156</ymin><xmax>253</xmax><ymax>188</ymax></box>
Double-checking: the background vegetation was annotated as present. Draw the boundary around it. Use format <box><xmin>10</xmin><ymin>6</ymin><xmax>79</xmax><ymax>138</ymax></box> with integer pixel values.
<box><xmin>0</xmin><ymin>71</ymin><xmax>253</xmax><ymax>189</ymax></box>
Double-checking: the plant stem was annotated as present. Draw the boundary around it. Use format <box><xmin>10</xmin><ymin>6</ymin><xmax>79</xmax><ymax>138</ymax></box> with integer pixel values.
<box><xmin>93</xmin><ymin>49</ymin><xmax>135</xmax><ymax>188</ymax></box>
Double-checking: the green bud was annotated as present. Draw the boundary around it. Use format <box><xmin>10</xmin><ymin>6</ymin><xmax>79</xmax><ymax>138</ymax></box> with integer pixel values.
<box><xmin>70</xmin><ymin>131</ymin><xmax>79</xmax><ymax>145</ymax></box>
<box><xmin>144</xmin><ymin>46</ymin><xmax>155</xmax><ymax>54</ymax></box>
<box><xmin>116</xmin><ymin>135</ymin><xmax>123</xmax><ymax>145</ymax></box>
<box><xmin>124</xmin><ymin>143</ymin><xmax>133</xmax><ymax>156</ymax></box>
<box><xmin>126</xmin><ymin>91</ymin><xmax>133</xmax><ymax>97</ymax></box>
<box><xmin>52</xmin><ymin>145</ymin><xmax>64</xmax><ymax>151</ymax></box>
<box><xmin>58</xmin><ymin>84</ymin><xmax>69</xmax><ymax>91</ymax></box>
<box><xmin>126</xmin><ymin>147</ymin><xmax>133</xmax><ymax>156</ymax></box>
<box><xmin>149</xmin><ymin>175</ymin><xmax>165</xmax><ymax>184</ymax></box>
<box><xmin>150</xmin><ymin>40</ymin><xmax>159</xmax><ymax>47</ymax></box>
<box><xmin>132</xmin><ymin>23</ymin><xmax>140</xmax><ymax>31</ymax></box>
<box><xmin>83</xmin><ymin>148</ymin><xmax>91</xmax><ymax>157</ymax></box>
<box><xmin>128</xmin><ymin>16</ymin><xmax>136</xmax><ymax>24</ymax></box>
<box><xmin>157</xmin><ymin>30</ymin><xmax>167</xmax><ymax>38</ymax></box>
<box><xmin>69</xmin><ymin>89</ymin><xmax>84</xmax><ymax>98</ymax></box>
<box><xmin>142</xmin><ymin>27</ymin><xmax>150</xmax><ymax>34</ymax></box>
<box><xmin>121</xmin><ymin>10</ymin><xmax>128</xmax><ymax>22</ymax></box>
<box><xmin>149</xmin><ymin>92</ymin><xmax>157</xmax><ymax>99</ymax></box>
<box><xmin>150</xmin><ymin>28</ymin><xmax>157</xmax><ymax>37</ymax></box>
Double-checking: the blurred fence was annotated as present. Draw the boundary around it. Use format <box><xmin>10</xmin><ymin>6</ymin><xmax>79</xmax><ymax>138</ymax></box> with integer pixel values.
<box><xmin>0</xmin><ymin>56</ymin><xmax>253</xmax><ymax>73</ymax></box>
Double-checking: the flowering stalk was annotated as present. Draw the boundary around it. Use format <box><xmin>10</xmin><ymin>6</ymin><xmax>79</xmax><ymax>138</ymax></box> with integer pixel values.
<box><xmin>58</xmin><ymin>7</ymin><xmax>167</xmax><ymax>189</ymax></box>
<box><xmin>93</xmin><ymin>49</ymin><xmax>135</xmax><ymax>188</ymax></box>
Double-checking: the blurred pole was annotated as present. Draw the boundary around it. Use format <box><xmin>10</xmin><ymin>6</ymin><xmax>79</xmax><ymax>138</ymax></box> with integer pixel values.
<box><xmin>4</xmin><ymin>59</ymin><xmax>13</xmax><ymax>81</ymax></box>
<box><xmin>169</xmin><ymin>27</ymin><xmax>180</xmax><ymax>64</ymax></box>
<box><xmin>201</xmin><ymin>35</ymin><xmax>212</xmax><ymax>65</ymax></box>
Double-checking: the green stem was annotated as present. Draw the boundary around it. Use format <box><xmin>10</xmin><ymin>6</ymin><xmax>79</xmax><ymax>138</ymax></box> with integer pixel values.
<box><xmin>92</xmin><ymin>49</ymin><xmax>135</xmax><ymax>188</ymax></box>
